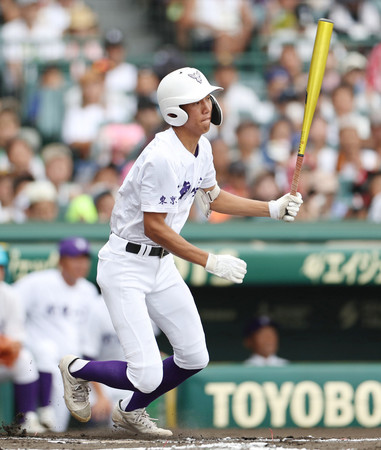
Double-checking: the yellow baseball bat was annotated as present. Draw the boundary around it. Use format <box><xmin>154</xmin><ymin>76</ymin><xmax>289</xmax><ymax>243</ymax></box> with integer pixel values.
<box><xmin>290</xmin><ymin>18</ymin><xmax>334</xmax><ymax>196</ymax></box>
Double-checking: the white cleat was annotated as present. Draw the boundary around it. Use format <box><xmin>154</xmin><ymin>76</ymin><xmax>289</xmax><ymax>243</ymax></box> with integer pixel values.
<box><xmin>22</xmin><ymin>411</ymin><xmax>47</xmax><ymax>434</ymax></box>
<box><xmin>112</xmin><ymin>401</ymin><xmax>172</xmax><ymax>438</ymax></box>
<box><xmin>58</xmin><ymin>354</ymin><xmax>91</xmax><ymax>423</ymax></box>
<box><xmin>37</xmin><ymin>405</ymin><xmax>56</xmax><ymax>431</ymax></box>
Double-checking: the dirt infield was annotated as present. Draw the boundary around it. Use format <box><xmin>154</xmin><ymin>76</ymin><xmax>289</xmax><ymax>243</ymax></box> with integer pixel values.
<box><xmin>1</xmin><ymin>427</ymin><xmax>381</xmax><ymax>449</ymax></box>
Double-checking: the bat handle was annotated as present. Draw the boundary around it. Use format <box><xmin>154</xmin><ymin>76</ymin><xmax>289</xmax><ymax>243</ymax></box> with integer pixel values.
<box><xmin>290</xmin><ymin>154</ymin><xmax>304</xmax><ymax>196</ymax></box>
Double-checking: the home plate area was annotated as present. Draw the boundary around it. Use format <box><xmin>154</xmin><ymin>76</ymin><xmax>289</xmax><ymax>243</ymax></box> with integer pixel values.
<box><xmin>1</xmin><ymin>428</ymin><xmax>381</xmax><ymax>450</ymax></box>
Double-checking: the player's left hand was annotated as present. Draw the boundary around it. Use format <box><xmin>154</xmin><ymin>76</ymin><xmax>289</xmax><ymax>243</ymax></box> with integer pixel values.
<box><xmin>269</xmin><ymin>192</ymin><xmax>303</xmax><ymax>222</ymax></box>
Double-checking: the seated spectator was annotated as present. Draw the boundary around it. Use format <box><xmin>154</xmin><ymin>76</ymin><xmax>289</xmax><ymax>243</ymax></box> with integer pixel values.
<box><xmin>335</xmin><ymin>122</ymin><xmax>378</xmax><ymax>218</ymax></box>
<box><xmin>63</xmin><ymin>1</ymin><xmax>103</xmax><ymax>80</ymax></box>
<box><xmin>41</xmin><ymin>142</ymin><xmax>82</xmax><ymax>215</ymax></box>
<box><xmin>249</xmin><ymin>170</ymin><xmax>283</xmax><ymax>203</ymax></box>
<box><xmin>328</xmin><ymin>0</ymin><xmax>381</xmax><ymax>41</ymax></box>
<box><xmin>231</xmin><ymin>120</ymin><xmax>266</xmax><ymax>186</ymax></box>
<box><xmin>0</xmin><ymin>108</ymin><xmax>21</xmax><ymax>152</ymax></box>
<box><xmin>3</xmin><ymin>137</ymin><xmax>45</xmax><ymax>179</ymax></box>
<box><xmin>13</xmin><ymin>237</ymin><xmax>100</xmax><ymax>432</ymax></box>
<box><xmin>1</xmin><ymin>0</ymin><xmax>65</xmax><ymax>96</ymax></box>
<box><xmin>103</xmin><ymin>28</ymin><xmax>138</xmax><ymax>94</ymax></box>
<box><xmin>62</xmin><ymin>67</ymin><xmax>130</xmax><ymax>176</ymax></box>
<box><xmin>0</xmin><ymin>245</ymin><xmax>46</xmax><ymax>433</ymax></box>
<box><xmin>278</xmin><ymin>43</ymin><xmax>308</xmax><ymax>97</ymax></box>
<box><xmin>135</xmin><ymin>66</ymin><xmax>160</xmax><ymax>104</ymax></box>
<box><xmin>263</xmin><ymin>116</ymin><xmax>295</xmax><ymax>193</ymax></box>
<box><xmin>212</xmin><ymin>63</ymin><xmax>273</xmax><ymax>146</ymax></box>
<box><xmin>22</xmin><ymin>64</ymin><xmax>68</xmax><ymax>143</ymax></box>
<box><xmin>23</xmin><ymin>179</ymin><xmax>59</xmax><ymax>222</ymax></box>
<box><xmin>242</xmin><ymin>316</ymin><xmax>289</xmax><ymax>366</ymax></box>
<box><xmin>176</xmin><ymin>0</ymin><xmax>255</xmax><ymax>62</ymax></box>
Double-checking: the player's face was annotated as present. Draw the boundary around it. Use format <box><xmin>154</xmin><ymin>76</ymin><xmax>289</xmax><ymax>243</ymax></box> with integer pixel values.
<box><xmin>181</xmin><ymin>95</ymin><xmax>213</xmax><ymax>136</ymax></box>
<box><xmin>59</xmin><ymin>255</ymin><xmax>91</xmax><ymax>285</ymax></box>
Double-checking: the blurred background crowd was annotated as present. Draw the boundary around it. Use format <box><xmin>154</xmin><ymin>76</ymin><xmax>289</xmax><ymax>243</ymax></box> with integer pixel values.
<box><xmin>0</xmin><ymin>0</ymin><xmax>381</xmax><ymax>225</ymax></box>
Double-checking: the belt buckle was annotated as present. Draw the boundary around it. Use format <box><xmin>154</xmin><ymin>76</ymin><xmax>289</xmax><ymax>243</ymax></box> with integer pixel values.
<box><xmin>159</xmin><ymin>247</ymin><xmax>165</xmax><ymax>258</ymax></box>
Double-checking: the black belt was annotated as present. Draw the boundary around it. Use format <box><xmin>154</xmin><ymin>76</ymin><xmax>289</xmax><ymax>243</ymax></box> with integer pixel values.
<box><xmin>125</xmin><ymin>242</ymin><xmax>169</xmax><ymax>258</ymax></box>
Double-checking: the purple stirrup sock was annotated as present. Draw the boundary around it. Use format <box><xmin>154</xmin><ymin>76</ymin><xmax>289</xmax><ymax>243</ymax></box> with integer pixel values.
<box><xmin>125</xmin><ymin>355</ymin><xmax>201</xmax><ymax>411</ymax></box>
<box><xmin>70</xmin><ymin>360</ymin><xmax>137</xmax><ymax>390</ymax></box>
<box><xmin>38</xmin><ymin>372</ymin><xmax>52</xmax><ymax>407</ymax></box>
<box><xmin>14</xmin><ymin>380</ymin><xmax>39</xmax><ymax>415</ymax></box>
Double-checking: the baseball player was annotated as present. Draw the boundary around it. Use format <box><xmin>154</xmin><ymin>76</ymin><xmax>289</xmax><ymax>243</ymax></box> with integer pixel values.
<box><xmin>13</xmin><ymin>237</ymin><xmax>99</xmax><ymax>432</ymax></box>
<box><xmin>58</xmin><ymin>67</ymin><xmax>303</xmax><ymax>438</ymax></box>
<box><xmin>0</xmin><ymin>246</ymin><xmax>46</xmax><ymax>433</ymax></box>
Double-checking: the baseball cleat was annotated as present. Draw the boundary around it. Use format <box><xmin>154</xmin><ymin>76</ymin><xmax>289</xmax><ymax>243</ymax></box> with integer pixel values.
<box><xmin>22</xmin><ymin>411</ymin><xmax>47</xmax><ymax>434</ymax></box>
<box><xmin>112</xmin><ymin>401</ymin><xmax>173</xmax><ymax>438</ymax></box>
<box><xmin>58</xmin><ymin>354</ymin><xmax>91</xmax><ymax>423</ymax></box>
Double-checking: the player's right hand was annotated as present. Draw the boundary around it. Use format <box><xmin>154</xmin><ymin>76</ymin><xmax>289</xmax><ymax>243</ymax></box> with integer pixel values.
<box><xmin>205</xmin><ymin>253</ymin><xmax>247</xmax><ymax>284</ymax></box>
<box><xmin>269</xmin><ymin>192</ymin><xmax>303</xmax><ymax>222</ymax></box>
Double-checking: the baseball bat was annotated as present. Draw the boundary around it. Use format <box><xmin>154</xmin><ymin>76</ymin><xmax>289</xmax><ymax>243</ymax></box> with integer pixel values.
<box><xmin>290</xmin><ymin>18</ymin><xmax>334</xmax><ymax>196</ymax></box>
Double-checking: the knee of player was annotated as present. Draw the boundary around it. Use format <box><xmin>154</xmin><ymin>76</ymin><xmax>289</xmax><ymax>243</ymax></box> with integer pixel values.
<box><xmin>175</xmin><ymin>346</ymin><xmax>209</xmax><ymax>370</ymax></box>
<box><xmin>128</xmin><ymin>361</ymin><xmax>164</xmax><ymax>394</ymax></box>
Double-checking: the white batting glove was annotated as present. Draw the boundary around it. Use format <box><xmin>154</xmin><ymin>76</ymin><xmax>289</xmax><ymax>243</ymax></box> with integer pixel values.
<box><xmin>268</xmin><ymin>192</ymin><xmax>303</xmax><ymax>222</ymax></box>
<box><xmin>205</xmin><ymin>254</ymin><xmax>247</xmax><ymax>284</ymax></box>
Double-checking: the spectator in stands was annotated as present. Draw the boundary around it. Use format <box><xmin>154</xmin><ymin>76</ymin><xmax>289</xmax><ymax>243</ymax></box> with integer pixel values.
<box><xmin>103</xmin><ymin>28</ymin><xmax>138</xmax><ymax>95</ymax></box>
<box><xmin>1</xmin><ymin>0</ymin><xmax>65</xmax><ymax>96</ymax></box>
<box><xmin>249</xmin><ymin>170</ymin><xmax>283</xmax><ymax>203</ymax></box>
<box><xmin>263</xmin><ymin>116</ymin><xmax>295</xmax><ymax>193</ymax></box>
<box><xmin>0</xmin><ymin>107</ymin><xmax>22</xmax><ymax>153</ymax></box>
<box><xmin>366</xmin><ymin>42</ymin><xmax>381</xmax><ymax>94</ymax></box>
<box><xmin>212</xmin><ymin>63</ymin><xmax>272</xmax><ymax>146</ymax></box>
<box><xmin>135</xmin><ymin>66</ymin><xmax>160</xmax><ymax>104</ymax></box>
<box><xmin>328</xmin><ymin>0</ymin><xmax>381</xmax><ymax>41</ymax></box>
<box><xmin>37</xmin><ymin>0</ymin><xmax>77</xmax><ymax>36</ymax></box>
<box><xmin>278</xmin><ymin>43</ymin><xmax>308</xmax><ymax>97</ymax></box>
<box><xmin>62</xmin><ymin>67</ymin><xmax>130</xmax><ymax>172</ymax></box>
<box><xmin>327</xmin><ymin>82</ymin><xmax>371</xmax><ymax>149</ymax></box>
<box><xmin>41</xmin><ymin>142</ymin><xmax>81</xmax><ymax>215</ymax></box>
<box><xmin>335</xmin><ymin>122</ymin><xmax>377</xmax><ymax>219</ymax></box>
<box><xmin>23</xmin><ymin>179</ymin><xmax>59</xmax><ymax>222</ymax></box>
<box><xmin>242</xmin><ymin>315</ymin><xmax>289</xmax><ymax>366</ymax></box>
<box><xmin>3</xmin><ymin>137</ymin><xmax>45</xmax><ymax>179</ymax></box>
<box><xmin>231</xmin><ymin>120</ymin><xmax>266</xmax><ymax>186</ymax></box>
<box><xmin>0</xmin><ymin>245</ymin><xmax>46</xmax><ymax>433</ymax></box>
<box><xmin>22</xmin><ymin>64</ymin><xmax>68</xmax><ymax>144</ymax></box>
<box><xmin>176</xmin><ymin>0</ymin><xmax>255</xmax><ymax>62</ymax></box>
<box><xmin>13</xmin><ymin>236</ymin><xmax>100</xmax><ymax>431</ymax></box>
<box><xmin>63</xmin><ymin>1</ymin><xmax>103</xmax><ymax>81</ymax></box>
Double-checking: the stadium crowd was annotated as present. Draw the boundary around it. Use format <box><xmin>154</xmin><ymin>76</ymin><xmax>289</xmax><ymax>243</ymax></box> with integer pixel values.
<box><xmin>0</xmin><ymin>0</ymin><xmax>380</xmax><ymax>225</ymax></box>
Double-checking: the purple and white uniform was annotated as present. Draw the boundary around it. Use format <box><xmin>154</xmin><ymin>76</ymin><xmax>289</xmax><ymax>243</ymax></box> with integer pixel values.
<box><xmin>97</xmin><ymin>127</ymin><xmax>216</xmax><ymax>397</ymax></box>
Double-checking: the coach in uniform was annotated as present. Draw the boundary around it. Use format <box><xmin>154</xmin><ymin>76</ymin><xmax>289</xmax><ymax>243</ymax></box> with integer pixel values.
<box><xmin>58</xmin><ymin>67</ymin><xmax>303</xmax><ymax>437</ymax></box>
<box><xmin>14</xmin><ymin>236</ymin><xmax>99</xmax><ymax>431</ymax></box>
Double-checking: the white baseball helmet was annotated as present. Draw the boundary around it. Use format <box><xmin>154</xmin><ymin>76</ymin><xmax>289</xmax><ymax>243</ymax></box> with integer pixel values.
<box><xmin>157</xmin><ymin>67</ymin><xmax>223</xmax><ymax>127</ymax></box>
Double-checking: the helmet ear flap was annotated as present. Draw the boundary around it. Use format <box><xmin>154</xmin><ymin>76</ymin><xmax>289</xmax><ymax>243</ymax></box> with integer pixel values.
<box><xmin>210</xmin><ymin>95</ymin><xmax>223</xmax><ymax>126</ymax></box>
<box><xmin>163</xmin><ymin>106</ymin><xmax>188</xmax><ymax>127</ymax></box>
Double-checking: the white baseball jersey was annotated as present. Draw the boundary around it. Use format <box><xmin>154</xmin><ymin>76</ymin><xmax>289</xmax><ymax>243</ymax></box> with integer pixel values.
<box><xmin>13</xmin><ymin>269</ymin><xmax>99</xmax><ymax>363</ymax></box>
<box><xmin>0</xmin><ymin>282</ymin><xmax>25</xmax><ymax>342</ymax></box>
<box><xmin>111</xmin><ymin>127</ymin><xmax>216</xmax><ymax>244</ymax></box>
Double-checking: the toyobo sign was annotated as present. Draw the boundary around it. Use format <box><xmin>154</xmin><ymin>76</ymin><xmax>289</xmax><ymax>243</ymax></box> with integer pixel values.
<box><xmin>176</xmin><ymin>364</ymin><xmax>381</xmax><ymax>428</ymax></box>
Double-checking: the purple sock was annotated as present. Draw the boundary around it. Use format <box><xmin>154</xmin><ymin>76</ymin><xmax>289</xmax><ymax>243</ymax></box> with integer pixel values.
<box><xmin>71</xmin><ymin>360</ymin><xmax>137</xmax><ymax>390</ymax></box>
<box><xmin>125</xmin><ymin>355</ymin><xmax>201</xmax><ymax>411</ymax></box>
<box><xmin>14</xmin><ymin>380</ymin><xmax>39</xmax><ymax>415</ymax></box>
<box><xmin>38</xmin><ymin>372</ymin><xmax>52</xmax><ymax>407</ymax></box>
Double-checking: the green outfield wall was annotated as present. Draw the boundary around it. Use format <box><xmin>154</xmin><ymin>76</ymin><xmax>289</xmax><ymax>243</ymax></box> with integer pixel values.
<box><xmin>176</xmin><ymin>363</ymin><xmax>381</xmax><ymax>429</ymax></box>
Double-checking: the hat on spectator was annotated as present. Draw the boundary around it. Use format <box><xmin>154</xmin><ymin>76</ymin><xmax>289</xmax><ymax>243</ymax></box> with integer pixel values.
<box><xmin>25</xmin><ymin>180</ymin><xmax>57</xmax><ymax>205</ymax></box>
<box><xmin>41</xmin><ymin>143</ymin><xmax>72</xmax><ymax>164</ymax></box>
<box><xmin>243</xmin><ymin>316</ymin><xmax>278</xmax><ymax>338</ymax></box>
<box><xmin>104</xmin><ymin>28</ymin><xmax>124</xmax><ymax>47</ymax></box>
<box><xmin>341</xmin><ymin>52</ymin><xmax>367</xmax><ymax>74</ymax></box>
<box><xmin>59</xmin><ymin>237</ymin><xmax>91</xmax><ymax>257</ymax></box>
<box><xmin>69</xmin><ymin>3</ymin><xmax>97</xmax><ymax>31</ymax></box>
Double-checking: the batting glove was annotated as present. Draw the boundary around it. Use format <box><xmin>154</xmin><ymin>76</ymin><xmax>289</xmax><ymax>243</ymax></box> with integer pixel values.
<box><xmin>205</xmin><ymin>254</ymin><xmax>247</xmax><ymax>284</ymax></box>
<box><xmin>268</xmin><ymin>192</ymin><xmax>303</xmax><ymax>222</ymax></box>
